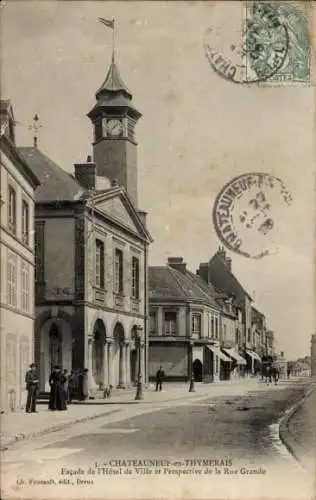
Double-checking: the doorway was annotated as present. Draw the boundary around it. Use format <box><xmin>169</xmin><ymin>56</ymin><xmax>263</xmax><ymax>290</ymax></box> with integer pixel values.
<box><xmin>193</xmin><ymin>359</ymin><xmax>203</xmax><ymax>382</ymax></box>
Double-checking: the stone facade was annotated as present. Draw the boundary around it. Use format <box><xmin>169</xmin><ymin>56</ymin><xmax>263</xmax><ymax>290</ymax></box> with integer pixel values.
<box><xmin>29</xmin><ymin>186</ymin><xmax>151</xmax><ymax>396</ymax></box>
<box><xmin>0</xmin><ymin>102</ymin><xmax>40</xmax><ymax>412</ymax></box>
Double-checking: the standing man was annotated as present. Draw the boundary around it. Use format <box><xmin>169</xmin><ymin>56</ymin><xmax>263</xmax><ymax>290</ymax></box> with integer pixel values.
<box><xmin>287</xmin><ymin>365</ymin><xmax>291</xmax><ymax>379</ymax></box>
<box><xmin>155</xmin><ymin>366</ymin><xmax>165</xmax><ymax>392</ymax></box>
<box><xmin>25</xmin><ymin>363</ymin><xmax>39</xmax><ymax>413</ymax></box>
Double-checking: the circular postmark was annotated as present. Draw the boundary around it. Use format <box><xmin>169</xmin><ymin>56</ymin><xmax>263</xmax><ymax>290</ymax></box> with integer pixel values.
<box><xmin>204</xmin><ymin>2</ymin><xmax>289</xmax><ymax>83</ymax></box>
<box><xmin>212</xmin><ymin>173</ymin><xmax>292</xmax><ymax>259</ymax></box>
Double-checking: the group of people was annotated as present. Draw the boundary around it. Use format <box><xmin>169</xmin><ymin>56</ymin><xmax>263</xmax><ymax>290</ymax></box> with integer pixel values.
<box><xmin>48</xmin><ymin>366</ymin><xmax>89</xmax><ymax>410</ymax></box>
<box><xmin>25</xmin><ymin>364</ymin><xmax>90</xmax><ymax>414</ymax></box>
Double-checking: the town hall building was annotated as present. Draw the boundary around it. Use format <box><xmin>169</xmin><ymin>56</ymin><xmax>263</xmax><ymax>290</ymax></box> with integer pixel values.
<box><xmin>19</xmin><ymin>54</ymin><xmax>152</xmax><ymax>396</ymax></box>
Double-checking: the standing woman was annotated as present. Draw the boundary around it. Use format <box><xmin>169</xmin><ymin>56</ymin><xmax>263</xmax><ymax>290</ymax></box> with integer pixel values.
<box><xmin>48</xmin><ymin>365</ymin><xmax>67</xmax><ymax>410</ymax></box>
<box><xmin>59</xmin><ymin>369</ymin><xmax>68</xmax><ymax>411</ymax></box>
<box><xmin>48</xmin><ymin>365</ymin><xmax>59</xmax><ymax>410</ymax></box>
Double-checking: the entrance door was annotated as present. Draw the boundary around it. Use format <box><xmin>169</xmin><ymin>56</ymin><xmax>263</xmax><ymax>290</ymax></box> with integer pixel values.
<box><xmin>193</xmin><ymin>359</ymin><xmax>203</xmax><ymax>382</ymax></box>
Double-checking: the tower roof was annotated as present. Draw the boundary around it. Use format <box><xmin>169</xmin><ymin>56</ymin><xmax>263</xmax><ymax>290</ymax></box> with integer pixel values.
<box><xmin>96</xmin><ymin>61</ymin><xmax>132</xmax><ymax>100</ymax></box>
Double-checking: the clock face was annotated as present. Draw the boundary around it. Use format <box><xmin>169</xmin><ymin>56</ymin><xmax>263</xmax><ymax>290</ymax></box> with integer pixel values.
<box><xmin>106</xmin><ymin>119</ymin><xmax>123</xmax><ymax>137</ymax></box>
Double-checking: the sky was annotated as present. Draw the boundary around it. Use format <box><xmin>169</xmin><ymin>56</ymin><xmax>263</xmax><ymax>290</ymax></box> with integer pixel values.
<box><xmin>1</xmin><ymin>1</ymin><xmax>315</xmax><ymax>359</ymax></box>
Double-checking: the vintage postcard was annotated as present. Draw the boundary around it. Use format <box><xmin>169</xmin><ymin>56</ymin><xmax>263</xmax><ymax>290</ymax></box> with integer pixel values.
<box><xmin>1</xmin><ymin>1</ymin><xmax>315</xmax><ymax>500</ymax></box>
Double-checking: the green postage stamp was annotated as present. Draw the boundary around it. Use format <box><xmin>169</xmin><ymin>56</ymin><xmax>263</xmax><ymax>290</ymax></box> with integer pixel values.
<box><xmin>204</xmin><ymin>1</ymin><xmax>312</xmax><ymax>85</ymax></box>
<box><xmin>244</xmin><ymin>1</ymin><xmax>310</xmax><ymax>84</ymax></box>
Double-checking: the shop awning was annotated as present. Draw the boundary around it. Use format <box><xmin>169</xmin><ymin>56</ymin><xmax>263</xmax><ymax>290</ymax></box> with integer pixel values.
<box><xmin>207</xmin><ymin>345</ymin><xmax>232</xmax><ymax>362</ymax></box>
<box><xmin>222</xmin><ymin>347</ymin><xmax>247</xmax><ymax>365</ymax></box>
<box><xmin>246</xmin><ymin>350</ymin><xmax>261</xmax><ymax>362</ymax></box>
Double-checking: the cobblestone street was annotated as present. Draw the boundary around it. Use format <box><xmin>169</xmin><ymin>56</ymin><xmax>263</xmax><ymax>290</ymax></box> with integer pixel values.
<box><xmin>1</xmin><ymin>378</ymin><xmax>314</xmax><ymax>500</ymax></box>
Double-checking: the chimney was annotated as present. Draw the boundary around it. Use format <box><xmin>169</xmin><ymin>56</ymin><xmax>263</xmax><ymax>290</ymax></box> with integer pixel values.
<box><xmin>217</xmin><ymin>246</ymin><xmax>226</xmax><ymax>261</ymax></box>
<box><xmin>226</xmin><ymin>257</ymin><xmax>232</xmax><ymax>271</ymax></box>
<box><xmin>217</xmin><ymin>246</ymin><xmax>232</xmax><ymax>271</ymax></box>
<box><xmin>167</xmin><ymin>257</ymin><xmax>186</xmax><ymax>274</ymax></box>
<box><xmin>137</xmin><ymin>210</ymin><xmax>148</xmax><ymax>228</ymax></box>
<box><xmin>74</xmin><ymin>155</ymin><xmax>96</xmax><ymax>190</ymax></box>
<box><xmin>197</xmin><ymin>262</ymin><xmax>209</xmax><ymax>284</ymax></box>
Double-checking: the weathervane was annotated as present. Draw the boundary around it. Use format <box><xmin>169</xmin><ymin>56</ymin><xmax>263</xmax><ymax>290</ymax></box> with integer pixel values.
<box><xmin>98</xmin><ymin>17</ymin><xmax>116</xmax><ymax>63</ymax></box>
<box><xmin>28</xmin><ymin>114</ymin><xmax>42</xmax><ymax>148</ymax></box>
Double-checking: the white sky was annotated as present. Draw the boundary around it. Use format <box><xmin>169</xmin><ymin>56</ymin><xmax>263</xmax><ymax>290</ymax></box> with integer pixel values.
<box><xmin>1</xmin><ymin>1</ymin><xmax>315</xmax><ymax>359</ymax></box>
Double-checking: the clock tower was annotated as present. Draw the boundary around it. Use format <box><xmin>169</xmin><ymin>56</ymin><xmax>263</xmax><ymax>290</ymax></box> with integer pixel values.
<box><xmin>87</xmin><ymin>58</ymin><xmax>142</xmax><ymax>208</ymax></box>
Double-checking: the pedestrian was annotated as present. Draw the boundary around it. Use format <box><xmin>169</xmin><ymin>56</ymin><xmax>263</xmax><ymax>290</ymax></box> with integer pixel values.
<box><xmin>287</xmin><ymin>366</ymin><xmax>291</xmax><ymax>379</ymax></box>
<box><xmin>63</xmin><ymin>369</ymin><xmax>70</xmax><ymax>404</ymax></box>
<box><xmin>48</xmin><ymin>365</ymin><xmax>67</xmax><ymax>411</ymax></box>
<box><xmin>25</xmin><ymin>363</ymin><xmax>39</xmax><ymax>413</ymax></box>
<box><xmin>79</xmin><ymin>368</ymin><xmax>89</xmax><ymax>401</ymax></box>
<box><xmin>155</xmin><ymin>366</ymin><xmax>165</xmax><ymax>392</ymax></box>
<box><xmin>68</xmin><ymin>370</ymin><xmax>76</xmax><ymax>403</ymax></box>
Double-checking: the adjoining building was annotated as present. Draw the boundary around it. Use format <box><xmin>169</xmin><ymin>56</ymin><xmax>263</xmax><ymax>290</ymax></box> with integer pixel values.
<box><xmin>19</xmin><ymin>55</ymin><xmax>152</xmax><ymax>397</ymax></box>
<box><xmin>148</xmin><ymin>257</ymin><xmax>228</xmax><ymax>383</ymax></box>
<box><xmin>265</xmin><ymin>330</ymin><xmax>275</xmax><ymax>357</ymax></box>
<box><xmin>250</xmin><ymin>306</ymin><xmax>267</xmax><ymax>374</ymax></box>
<box><xmin>274</xmin><ymin>351</ymin><xmax>287</xmax><ymax>378</ymax></box>
<box><xmin>197</xmin><ymin>247</ymin><xmax>259</xmax><ymax>374</ymax></box>
<box><xmin>0</xmin><ymin>100</ymin><xmax>40</xmax><ymax>412</ymax></box>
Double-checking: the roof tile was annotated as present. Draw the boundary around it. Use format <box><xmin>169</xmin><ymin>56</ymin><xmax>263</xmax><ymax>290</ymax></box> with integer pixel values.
<box><xmin>18</xmin><ymin>147</ymin><xmax>84</xmax><ymax>202</ymax></box>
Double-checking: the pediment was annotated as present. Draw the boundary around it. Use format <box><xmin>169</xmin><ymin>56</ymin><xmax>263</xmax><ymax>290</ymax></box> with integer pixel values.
<box><xmin>95</xmin><ymin>195</ymin><xmax>140</xmax><ymax>233</ymax></box>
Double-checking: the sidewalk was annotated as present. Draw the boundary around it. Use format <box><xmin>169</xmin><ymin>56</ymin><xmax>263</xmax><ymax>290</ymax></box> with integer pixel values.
<box><xmin>0</xmin><ymin>378</ymin><xmax>275</xmax><ymax>450</ymax></box>
<box><xmin>280</xmin><ymin>384</ymin><xmax>315</xmax><ymax>473</ymax></box>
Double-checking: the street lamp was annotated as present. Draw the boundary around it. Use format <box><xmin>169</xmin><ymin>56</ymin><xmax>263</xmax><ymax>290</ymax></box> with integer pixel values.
<box><xmin>135</xmin><ymin>326</ymin><xmax>144</xmax><ymax>401</ymax></box>
<box><xmin>189</xmin><ymin>342</ymin><xmax>195</xmax><ymax>392</ymax></box>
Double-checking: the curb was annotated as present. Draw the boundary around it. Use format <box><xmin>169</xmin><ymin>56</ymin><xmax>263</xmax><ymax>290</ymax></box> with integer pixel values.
<box><xmin>0</xmin><ymin>408</ymin><xmax>120</xmax><ymax>452</ymax></box>
<box><xmin>279</xmin><ymin>383</ymin><xmax>315</xmax><ymax>468</ymax></box>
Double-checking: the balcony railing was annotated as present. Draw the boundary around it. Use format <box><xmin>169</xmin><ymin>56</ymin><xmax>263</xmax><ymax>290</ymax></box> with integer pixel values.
<box><xmin>94</xmin><ymin>288</ymin><xmax>106</xmax><ymax>304</ymax></box>
<box><xmin>131</xmin><ymin>298</ymin><xmax>140</xmax><ymax>313</ymax></box>
<box><xmin>114</xmin><ymin>294</ymin><xmax>124</xmax><ymax>308</ymax></box>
